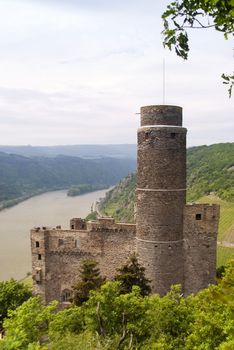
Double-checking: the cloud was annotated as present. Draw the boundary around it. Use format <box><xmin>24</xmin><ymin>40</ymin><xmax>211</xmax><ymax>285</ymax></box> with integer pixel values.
<box><xmin>0</xmin><ymin>0</ymin><xmax>232</xmax><ymax>146</ymax></box>
<box><xmin>23</xmin><ymin>0</ymin><xmax>163</xmax><ymax>14</ymax></box>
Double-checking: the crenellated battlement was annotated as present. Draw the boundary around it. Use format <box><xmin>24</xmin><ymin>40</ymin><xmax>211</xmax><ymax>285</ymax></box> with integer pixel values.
<box><xmin>185</xmin><ymin>203</ymin><xmax>220</xmax><ymax>221</ymax></box>
<box><xmin>86</xmin><ymin>217</ymin><xmax>136</xmax><ymax>233</ymax></box>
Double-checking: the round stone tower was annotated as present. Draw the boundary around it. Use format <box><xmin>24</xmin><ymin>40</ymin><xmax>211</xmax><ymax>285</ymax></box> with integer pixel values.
<box><xmin>136</xmin><ymin>105</ymin><xmax>187</xmax><ymax>295</ymax></box>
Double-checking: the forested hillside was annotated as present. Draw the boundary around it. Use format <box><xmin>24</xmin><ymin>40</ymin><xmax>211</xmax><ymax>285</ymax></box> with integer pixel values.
<box><xmin>0</xmin><ymin>152</ymin><xmax>136</xmax><ymax>209</ymax></box>
<box><xmin>99</xmin><ymin>143</ymin><xmax>234</xmax><ymax>223</ymax></box>
<box><xmin>187</xmin><ymin>143</ymin><xmax>234</xmax><ymax>202</ymax></box>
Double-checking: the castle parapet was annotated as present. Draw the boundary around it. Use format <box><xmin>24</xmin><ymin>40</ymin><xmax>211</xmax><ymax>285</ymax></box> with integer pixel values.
<box><xmin>87</xmin><ymin>217</ymin><xmax>136</xmax><ymax>233</ymax></box>
<box><xmin>184</xmin><ymin>203</ymin><xmax>220</xmax><ymax>233</ymax></box>
<box><xmin>70</xmin><ymin>218</ymin><xmax>87</xmax><ymax>230</ymax></box>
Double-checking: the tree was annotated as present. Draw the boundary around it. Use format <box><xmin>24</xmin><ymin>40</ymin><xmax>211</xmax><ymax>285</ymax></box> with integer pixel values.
<box><xmin>49</xmin><ymin>307</ymin><xmax>84</xmax><ymax>339</ymax></box>
<box><xmin>143</xmin><ymin>285</ymin><xmax>195</xmax><ymax>349</ymax></box>
<box><xmin>114</xmin><ymin>254</ymin><xmax>151</xmax><ymax>296</ymax></box>
<box><xmin>84</xmin><ymin>281</ymin><xmax>150</xmax><ymax>348</ymax></box>
<box><xmin>0</xmin><ymin>279</ymin><xmax>32</xmax><ymax>329</ymax></box>
<box><xmin>1</xmin><ymin>297</ymin><xmax>57</xmax><ymax>349</ymax></box>
<box><xmin>184</xmin><ymin>261</ymin><xmax>234</xmax><ymax>349</ymax></box>
<box><xmin>2</xmin><ymin>262</ymin><xmax>234</xmax><ymax>349</ymax></box>
<box><xmin>162</xmin><ymin>0</ymin><xmax>234</xmax><ymax>96</ymax></box>
<box><xmin>216</xmin><ymin>264</ymin><xmax>227</xmax><ymax>279</ymax></box>
<box><xmin>72</xmin><ymin>260</ymin><xmax>105</xmax><ymax>306</ymax></box>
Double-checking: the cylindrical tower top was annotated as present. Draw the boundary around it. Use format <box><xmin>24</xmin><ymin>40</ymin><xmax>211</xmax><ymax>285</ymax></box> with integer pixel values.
<box><xmin>140</xmin><ymin>105</ymin><xmax>182</xmax><ymax>127</ymax></box>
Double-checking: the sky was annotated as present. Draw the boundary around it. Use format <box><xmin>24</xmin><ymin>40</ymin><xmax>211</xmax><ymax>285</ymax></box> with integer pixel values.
<box><xmin>0</xmin><ymin>0</ymin><xmax>233</xmax><ymax>147</ymax></box>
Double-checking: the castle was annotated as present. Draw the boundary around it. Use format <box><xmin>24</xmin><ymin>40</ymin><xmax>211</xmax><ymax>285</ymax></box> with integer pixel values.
<box><xmin>31</xmin><ymin>105</ymin><xmax>220</xmax><ymax>303</ymax></box>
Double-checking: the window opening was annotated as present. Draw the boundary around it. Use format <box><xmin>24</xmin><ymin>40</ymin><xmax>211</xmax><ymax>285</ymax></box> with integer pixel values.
<box><xmin>58</xmin><ymin>239</ymin><xmax>64</xmax><ymax>247</ymax></box>
<box><xmin>196</xmin><ymin>213</ymin><xmax>202</xmax><ymax>220</ymax></box>
<box><xmin>61</xmin><ymin>289</ymin><xmax>71</xmax><ymax>302</ymax></box>
<box><xmin>35</xmin><ymin>269</ymin><xmax>41</xmax><ymax>284</ymax></box>
<box><xmin>145</xmin><ymin>132</ymin><xmax>150</xmax><ymax>140</ymax></box>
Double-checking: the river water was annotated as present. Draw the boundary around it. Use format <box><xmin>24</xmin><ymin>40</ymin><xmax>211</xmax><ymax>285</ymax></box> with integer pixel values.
<box><xmin>0</xmin><ymin>189</ymin><xmax>109</xmax><ymax>281</ymax></box>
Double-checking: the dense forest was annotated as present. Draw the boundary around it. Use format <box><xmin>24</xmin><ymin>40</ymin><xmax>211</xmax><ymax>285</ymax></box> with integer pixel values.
<box><xmin>0</xmin><ymin>152</ymin><xmax>136</xmax><ymax>209</ymax></box>
<box><xmin>1</xmin><ymin>260</ymin><xmax>234</xmax><ymax>349</ymax></box>
<box><xmin>99</xmin><ymin>143</ymin><xmax>234</xmax><ymax>223</ymax></box>
<box><xmin>67</xmin><ymin>184</ymin><xmax>108</xmax><ymax>197</ymax></box>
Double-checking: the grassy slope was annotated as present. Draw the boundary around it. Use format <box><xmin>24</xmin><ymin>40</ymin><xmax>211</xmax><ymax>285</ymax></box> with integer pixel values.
<box><xmin>198</xmin><ymin>195</ymin><xmax>234</xmax><ymax>242</ymax></box>
<box><xmin>217</xmin><ymin>246</ymin><xmax>234</xmax><ymax>267</ymax></box>
<box><xmin>198</xmin><ymin>195</ymin><xmax>234</xmax><ymax>267</ymax></box>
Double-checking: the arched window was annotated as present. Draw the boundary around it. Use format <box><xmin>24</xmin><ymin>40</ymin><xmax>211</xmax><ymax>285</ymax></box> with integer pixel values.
<box><xmin>61</xmin><ymin>289</ymin><xmax>71</xmax><ymax>302</ymax></box>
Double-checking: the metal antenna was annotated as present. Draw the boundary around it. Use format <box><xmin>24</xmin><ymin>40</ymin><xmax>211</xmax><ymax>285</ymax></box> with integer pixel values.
<box><xmin>163</xmin><ymin>57</ymin><xmax>166</xmax><ymax>104</ymax></box>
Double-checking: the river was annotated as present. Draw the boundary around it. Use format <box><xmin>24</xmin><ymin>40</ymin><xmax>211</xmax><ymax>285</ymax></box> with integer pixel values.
<box><xmin>0</xmin><ymin>188</ymin><xmax>109</xmax><ymax>281</ymax></box>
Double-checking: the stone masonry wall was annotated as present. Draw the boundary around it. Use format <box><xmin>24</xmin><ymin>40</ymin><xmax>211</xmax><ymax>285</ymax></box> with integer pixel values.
<box><xmin>136</xmin><ymin>105</ymin><xmax>187</xmax><ymax>295</ymax></box>
<box><xmin>31</xmin><ymin>218</ymin><xmax>136</xmax><ymax>303</ymax></box>
<box><xmin>183</xmin><ymin>204</ymin><xmax>220</xmax><ymax>295</ymax></box>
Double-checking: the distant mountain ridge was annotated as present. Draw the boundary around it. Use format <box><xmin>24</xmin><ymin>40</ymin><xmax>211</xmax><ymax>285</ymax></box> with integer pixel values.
<box><xmin>0</xmin><ymin>144</ymin><xmax>137</xmax><ymax>159</ymax></box>
<box><xmin>0</xmin><ymin>152</ymin><xmax>136</xmax><ymax>209</ymax></box>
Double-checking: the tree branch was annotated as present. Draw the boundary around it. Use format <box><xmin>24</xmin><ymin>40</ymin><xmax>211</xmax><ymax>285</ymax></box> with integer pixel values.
<box><xmin>117</xmin><ymin>311</ymin><xmax>127</xmax><ymax>349</ymax></box>
<box><xmin>128</xmin><ymin>332</ymin><xmax>133</xmax><ymax>349</ymax></box>
<box><xmin>96</xmin><ymin>301</ymin><xmax>105</xmax><ymax>336</ymax></box>
<box><xmin>183</xmin><ymin>24</ymin><xmax>215</xmax><ymax>29</ymax></box>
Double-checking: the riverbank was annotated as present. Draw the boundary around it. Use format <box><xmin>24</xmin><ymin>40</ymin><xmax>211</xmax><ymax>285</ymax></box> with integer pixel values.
<box><xmin>0</xmin><ymin>188</ymin><xmax>64</xmax><ymax>212</ymax></box>
<box><xmin>0</xmin><ymin>185</ymin><xmax>110</xmax><ymax>212</ymax></box>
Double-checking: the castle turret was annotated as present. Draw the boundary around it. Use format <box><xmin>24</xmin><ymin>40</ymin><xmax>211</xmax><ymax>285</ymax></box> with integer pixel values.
<box><xmin>136</xmin><ymin>105</ymin><xmax>187</xmax><ymax>294</ymax></box>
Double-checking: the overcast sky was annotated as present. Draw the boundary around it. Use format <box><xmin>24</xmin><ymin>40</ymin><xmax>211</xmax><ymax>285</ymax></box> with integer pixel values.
<box><xmin>0</xmin><ymin>0</ymin><xmax>233</xmax><ymax>147</ymax></box>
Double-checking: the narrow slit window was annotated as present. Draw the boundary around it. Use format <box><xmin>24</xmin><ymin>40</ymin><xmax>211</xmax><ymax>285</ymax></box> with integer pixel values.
<box><xmin>38</xmin><ymin>254</ymin><xmax>42</xmax><ymax>260</ymax></box>
<box><xmin>58</xmin><ymin>239</ymin><xmax>64</xmax><ymax>247</ymax></box>
<box><xmin>36</xmin><ymin>241</ymin><xmax>40</xmax><ymax>248</ymax></box>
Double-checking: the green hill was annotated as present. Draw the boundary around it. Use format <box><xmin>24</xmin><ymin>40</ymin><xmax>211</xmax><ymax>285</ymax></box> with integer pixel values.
<box><xmin>187</xmin><ymin>143</ymin><xmax>234</xmax><ymax>202</ymax></box>
<box><xmin>0</xmin><ymin>152</ymin><xmax>136</xmax><ymax>209</ymax></box>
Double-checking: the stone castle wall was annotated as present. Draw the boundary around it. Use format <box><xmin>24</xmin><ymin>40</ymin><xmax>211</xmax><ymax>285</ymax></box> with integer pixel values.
<box><xmin>31</xmin><ymin>218</ymin><xmax>136</xmax><ymax>303</ymax></box>
<box><xmin>31</xmin><ymin>205</ymin><xmax>219</xmax><ymax>302</ymax></box>
<box><xmin>183</xmin><ymin>203</ymin><xmax>220</xmax><ymax>295</ymax></box>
